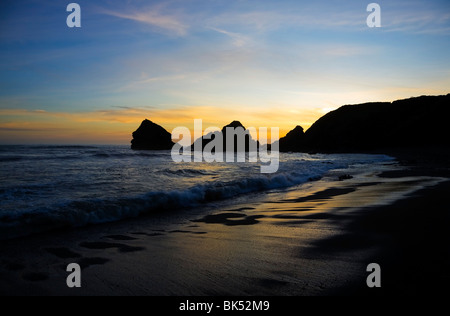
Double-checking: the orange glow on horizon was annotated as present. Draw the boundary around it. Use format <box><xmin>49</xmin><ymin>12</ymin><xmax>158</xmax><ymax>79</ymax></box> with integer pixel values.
<box><xmin>0</xmin><ymin>106</ymin><xmax>320</xmax><ymax>145</ymax></box>
<box><xmin>2</xmin><ymin>89</ymin><xmax>448</xmax><ymax>145</ymax></box>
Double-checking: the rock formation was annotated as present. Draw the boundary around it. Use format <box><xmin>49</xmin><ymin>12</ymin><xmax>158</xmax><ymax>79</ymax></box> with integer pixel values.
<box><xmin>131</xmin><ymin>119</ymin><xmax>174</xmax><ymax>150</ymax></box>
<box><xmin>192</xmin><ymin>121</ymin><xmax>259</xmax><ymax>152</ymax></box>
<box><xmin>282</xmin><ymin>94</ymin><xmax>450</xmax><ymax>152</ymax></box>
<box><xmin>129</xmin><ymin>93</ymin><xmax>450</xmax><ymax>153</ymax></box>
<box><xmin>278</xmin><ymin>125</ymin><xmax>305</xmax><ymax>152</ymax></box>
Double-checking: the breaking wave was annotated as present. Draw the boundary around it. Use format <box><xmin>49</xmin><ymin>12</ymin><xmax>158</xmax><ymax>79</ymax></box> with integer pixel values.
<box><xmin>0</xmin><ymin>168</ymin><xmax>323</xmax><ymax>240</ymax></box>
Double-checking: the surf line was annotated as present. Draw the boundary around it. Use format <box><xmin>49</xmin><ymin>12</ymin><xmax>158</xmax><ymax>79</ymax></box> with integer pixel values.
<box><xmin>171</xmin><ymin>119</ymin><xmax>280</xmax><ymax>174</ymax></box>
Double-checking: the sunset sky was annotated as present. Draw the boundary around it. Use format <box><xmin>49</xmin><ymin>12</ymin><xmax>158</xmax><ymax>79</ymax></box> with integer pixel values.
<box><xmin>1</xmin><ymin>0</ymin><xmax>449</xmax><ymax>144</ymax></box>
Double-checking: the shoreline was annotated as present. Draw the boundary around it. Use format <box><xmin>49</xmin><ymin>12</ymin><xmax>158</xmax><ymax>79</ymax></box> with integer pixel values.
<box><xmin>0</xmin><ymin>154</ymin><xmax>449</xmax><ymax>296</ymax></box>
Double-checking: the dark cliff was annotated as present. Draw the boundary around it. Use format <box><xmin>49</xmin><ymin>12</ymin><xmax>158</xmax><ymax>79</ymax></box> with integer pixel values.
<box><xmin>284</xmin><ymin>94</ymin><xmax>450</xmax><ymax>152</ymax></box>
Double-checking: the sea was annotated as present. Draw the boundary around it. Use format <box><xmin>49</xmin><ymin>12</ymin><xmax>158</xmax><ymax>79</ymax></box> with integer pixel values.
<box><xmin>0</xmin><ymin>145</ymin><xmax>394</xmax><ymax>240</ymax></box>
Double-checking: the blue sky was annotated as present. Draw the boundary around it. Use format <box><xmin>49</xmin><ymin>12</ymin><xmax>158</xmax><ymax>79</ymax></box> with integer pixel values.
<box><xmin>0</xmin><ymin>0</ymin><xmax>449</xmax><ymax>144</ymax></box>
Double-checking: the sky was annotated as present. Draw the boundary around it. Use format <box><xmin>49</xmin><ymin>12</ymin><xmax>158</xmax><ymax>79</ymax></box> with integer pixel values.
<box><xmin>0</xmin><ymin>0</ymin><xmax>449</xmax><ymax>144</ymax></box>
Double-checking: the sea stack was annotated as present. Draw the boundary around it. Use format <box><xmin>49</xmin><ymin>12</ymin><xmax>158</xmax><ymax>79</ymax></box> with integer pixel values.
<box><xmin>221</xmin><ymin>121</ymin><xmax>259</xmax><ymax>152</ymax></box>
<box><xmin>131</xmin><ymin>119</ymin><xmax>174</xmax><ymax>150</ymax></box>
<box><xmin>192</xmin><ymin>121</ymin><xmax>259</xmax><ymax>152</ymax></box>
<box><xmin>278</xmin><ymin>125</ymin><xmax>305</xmax><ymax>152</ymax></box>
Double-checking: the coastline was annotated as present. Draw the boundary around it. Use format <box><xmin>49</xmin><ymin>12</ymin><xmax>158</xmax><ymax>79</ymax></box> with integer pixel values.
<box><xmin>0</xmin><ymin>153</ymin><xmax>449</xmax><ymax>296</ymax></box>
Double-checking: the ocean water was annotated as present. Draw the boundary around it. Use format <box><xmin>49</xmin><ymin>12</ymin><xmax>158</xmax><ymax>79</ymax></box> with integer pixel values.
<box><xmin>0</xmin><ymin>145</ymin><xmax>393</xmax><ymax>240</ymax></box>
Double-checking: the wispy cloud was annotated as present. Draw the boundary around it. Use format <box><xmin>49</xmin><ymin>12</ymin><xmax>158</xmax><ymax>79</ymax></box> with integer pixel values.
<box><xmin>381</xmin><ymin>2</ymin><xmax>450</xmax><ymax>35</ymax></box>
<box><xmin>117</xmin><ymin>73</ymin><xmax>189</xmax><ymax>92</ymax></box>
<box><xmin>204</xmin><ymin>2</ymin><xmax>450</xmax><ymax>35</ymax></box>
<box><xmin>208</xmin><ymin>27</ymin><xmax>249</xmax><ymax>47</ymax></box>
<box><xmin>0</xmin><ymin>126</ymin><xmax>70</xmax><ymax>132</ymax></box>
<box><xmin>206</xmin><ymin>9</ymin><xmax>364</xmax><ymax>34</ymax></box>
<box><xmin>100</xmin><ymin>6</ymin><xmax>188</xmax><ymax>36</ymax></box>
<box><xmin>385</xmin><ymin>14</ymin><xmax>450</xmax><ymax>35</ymax></box>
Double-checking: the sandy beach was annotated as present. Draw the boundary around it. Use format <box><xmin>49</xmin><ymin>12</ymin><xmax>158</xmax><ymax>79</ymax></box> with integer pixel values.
<box><xmin>1</xmin><ymin>155</ymin><xmax>449</xmax><ymax>297</ymax></box>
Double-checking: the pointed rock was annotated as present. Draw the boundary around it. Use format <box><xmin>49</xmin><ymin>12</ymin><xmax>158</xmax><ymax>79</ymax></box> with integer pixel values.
<box><xmin>192</xmin><ymin>121</ymin><xmax>259</xmax><ymax>152</ymax></box>
<box><xmin>221</xmin><ymin>121</ymin><xmax>246</xmax><ymax>132</ymax></box>
<box><xmin>278</xmin><ymin>125</ymin><xmax>305</xmax><ymax>152</ymax></box>
<box><xmin>131</xmin><ymin>119</ymin><xmax>174</xmax><ymax>150</ymax></box>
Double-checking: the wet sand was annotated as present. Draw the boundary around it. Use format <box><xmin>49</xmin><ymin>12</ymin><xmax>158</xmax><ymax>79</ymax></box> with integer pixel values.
<box><xmin>0</xmin><ymin>160</ymin><xmax>449</xmax><ymax>296</ymax></box>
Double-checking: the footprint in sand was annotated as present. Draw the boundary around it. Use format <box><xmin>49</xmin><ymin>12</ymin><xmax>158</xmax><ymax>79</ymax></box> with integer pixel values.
<box><xmin>104</xmin><ymin>235</ymin><xmax>138</xmax><ymax>241</ymax></box>
<box><xmin>131</xmin><ymin>231</ymin><xmax>165</xmax><ymax>237</ymax></box>
<box><xmin>169</xmin><ymin>230</ymin><xmax>207</xmax><ymax>235</ymax></box>
<box><xmin>79</xmin><ymin>241</ymin><xmax>145</xmax><ymax>253</ymax></box>
<box><xmin>45</xmin><ymin>247</ymin><xmax>82</xmax><ymax>259</ymax></box>
<box><xmin>77</xmin><ymin>257</ymin><xmax>110</xmax><ymax>269</ymax></box>
<box><xmin>45</xmin><ymin>247</ymin><xmax>110</xmax><ymax>270</ymax></box>
<box><xmin>193</xmin><ymin>212</ymin><xmax>265</xmax><ymax>226</ymax></box>
<box><xmin>229</xmin><ymin>207</ymin><xmax>256</xmax><ymax>212</ymax></box>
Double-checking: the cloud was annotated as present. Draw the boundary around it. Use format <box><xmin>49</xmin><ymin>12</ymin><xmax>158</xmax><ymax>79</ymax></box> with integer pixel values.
<box><xmin>119</xmin><ymin>74</ymin><xmax>189</xmax><ymax>92</ymax></box>
<box><xmin>206</xmin><ymin>9</ymin><xmax>364</xmax><ymax>34</ymax></box>
<box><xmin>0</xmin><ymin>126</ymin><xmax>70</xmax><ymax>132</ymax></box>
<box><xmin>100</xmin><ymin>6</ymin><xmax>188</xmax><ymax>36</ymax></box>
<box><xmin>208</xmin><ymin>27</ymin><xmax>249</xmax><ymax>47</ymax></box>
<box><xmin>380</xmin><ymin>2</ymin><xmax>450</xmax><ymax>35</ymax></box>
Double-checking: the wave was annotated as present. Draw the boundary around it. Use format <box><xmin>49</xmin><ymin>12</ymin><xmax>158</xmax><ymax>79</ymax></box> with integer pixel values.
<box><xmin>37</xmin><ymin>145</ymin><xmax>100</xmax><ymax>149</ymax></box>
<box><xmin>91</xmin><ymin>150</ymin><xmax>171</xmax><ymax>159</ymax></box>
<box><xmin>161</xmin><ymin>168</ymin><xmax>216</xmax><ymax>177</ymax></box>
<box><xmin>0</xmin><ymin>154</ymin><xmax>83</xmax><ymax>162</ymax></box>
<box><xmin>0</xmin><ymin>149</ymin><xmax>171</xmax><ymax>162</ymax></box>
<box><xmin>0</xmin><ymin>168</ymin><xmax>323</xmax><ymax>241</ymax></box>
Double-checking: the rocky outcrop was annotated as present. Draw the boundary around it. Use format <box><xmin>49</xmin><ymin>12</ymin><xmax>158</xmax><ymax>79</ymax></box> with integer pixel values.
<box><xmin>192</xmin><ymin>121</ymin><xmax>259</xmax><ymax>152</ymax></box>
<box><xmin>278</xmin><ymin>125</ymin><xmax>305</xmax><ymax>152</ymax></box>
<box><xmin>131</xmin><ymin>119</ymin><xmax>174</xmax><ymax>150</ymax></box>
<box><xmin>129</xmin><ymin>94</ymin><xmax>450</xmax><ymax>153</ymax></box>
<box><xmin>282</xmin><ymin>94</ymin><xmax>450</xmax><ymax>152</ymax></box>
